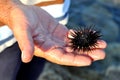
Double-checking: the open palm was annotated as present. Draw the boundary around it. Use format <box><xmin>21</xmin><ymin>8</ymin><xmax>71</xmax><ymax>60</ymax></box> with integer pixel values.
<box><xmin>9</xmin><ymin>5</ymin><xmax>106</xmax><ymax>66</ymax></box>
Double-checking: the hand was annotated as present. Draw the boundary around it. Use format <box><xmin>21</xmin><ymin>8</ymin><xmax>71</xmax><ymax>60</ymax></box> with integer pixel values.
<box><xmin>8</xmin><ymin>5</ymin><xmax>106</xmax><ymax>66</ymax></box>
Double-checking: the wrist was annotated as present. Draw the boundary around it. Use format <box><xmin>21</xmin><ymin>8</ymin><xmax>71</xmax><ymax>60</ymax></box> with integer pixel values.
<box><xmin>0</xmin><ymin>0</ymin><xmax>20</xmax><ymax>4</ymax></box>
<box><xmin>0</xmin><ymin>0</ymin><xmax>22</xmax><ymax>26</ymax></box>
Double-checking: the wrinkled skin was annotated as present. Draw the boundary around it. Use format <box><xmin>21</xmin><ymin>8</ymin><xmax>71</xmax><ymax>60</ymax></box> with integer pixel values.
<box><xmin>1</xmin><ymin>4</ymin><xmax>107</xmax><ymax>66</ymax></box>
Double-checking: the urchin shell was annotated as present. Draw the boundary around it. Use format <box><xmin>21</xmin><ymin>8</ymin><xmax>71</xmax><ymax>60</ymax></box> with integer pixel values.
<box><xmin>67</xmin><ymin>26</ymin><xmax>101</xmax><ymax>52</ymax></box>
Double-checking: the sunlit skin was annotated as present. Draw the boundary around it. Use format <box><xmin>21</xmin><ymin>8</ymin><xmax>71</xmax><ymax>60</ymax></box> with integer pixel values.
<box><xmin>0</xmin><ymin>0</ymin><xmax>107</xmax><ymax>66</ymax></box>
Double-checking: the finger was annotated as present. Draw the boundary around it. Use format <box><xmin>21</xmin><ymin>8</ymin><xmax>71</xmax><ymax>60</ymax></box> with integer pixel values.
<box><xmin>65</xmin><ymin>40</ymin><xmax>107</xmax><ymax>53</ymax></box>
<box><xmin>10</xmin><ymin>8</ymin><xmax>34</xmax><ymax>63</ymax></box>
<box><xmin>45</xmin><ymin>48</ymin><xmax>92</xmax><ymax>66</ymax></box>
<box><xmin>86</xmin><ymin>49</ymin><xmax>106</xmax><ymax>61</ymax></box>
<box><xmin>66</xmin><ymin>30</ymin><xmax>107</xmax><ymax>49</ymax></box>
<box><xmin>60</xmin><ymin>53</ymin><xmax>92</xmax><ymax>66</ymax></box>
<box><xmin>13</xmin><ymin>27</ymin><xmax>34</xmax><ymax>63</ymax></box>
<box><xmin>96</xmin><ymin>40</ymin><xmax>107</xmax><ymax>49</ymax></box>
<box><xmin>34</xmin><ymin>38</ymin><xmax>92</xmax><ymax>66</ymax></box>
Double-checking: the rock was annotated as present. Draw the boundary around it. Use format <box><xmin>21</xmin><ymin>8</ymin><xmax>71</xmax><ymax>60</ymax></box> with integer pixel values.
<box><xmin>104</xmin><ymin>43</ymin><xmax>120</xmax><ymax>66</ymax></box>
<box><xmin>38</xmin><ymin>62</ymin><xmax>83</xmax><ymax>80</ymax></box>
<box><xmin>66</xmin><ymin>66</ymin><xmax>106</xmax><ymax>80</ymax></box>
<box><xmin>68</xmin><ymin>0</ymin><xmax>95</xmax><ymax>25</ymax></box>
<box><xmin>97</xmin><ymin>0</ymin><xmax>120</xmax><ymax>7</ymax></box>
<box><xmin>38</xmin><ymin>70</ymin><xmax>63</xmax><ymax>80</ymax></box>
<box><xmin>106</xmin><ymin>65</ymin><xmax>120</xmax><ymax>80</ymax></box>
<box><xmin>81</xmin><ymin>3</ymin><xmax>119</xmax><ymax>42</ymax></box>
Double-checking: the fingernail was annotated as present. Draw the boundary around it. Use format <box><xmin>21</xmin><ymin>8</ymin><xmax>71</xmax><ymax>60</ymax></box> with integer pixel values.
<box><xmin>22</xmin><ymin>51</ymin><xmax>32</xmax><ymax>63</ymax></box>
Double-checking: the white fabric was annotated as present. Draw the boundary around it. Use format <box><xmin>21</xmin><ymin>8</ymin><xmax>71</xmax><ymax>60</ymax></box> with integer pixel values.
<box><xmin>20</xmin><ymin>0</ymin><xmax>70</xmax><ymax>18</ymax></box>
<box><xmin>0</xmin><ymin>26</ymin><xmax>13</xmax><ymax>41</ymax></box>
<box><xmin>20</xmin><ymin>0</ymin><xmax>54</xmax><ymax>5</ymax></box>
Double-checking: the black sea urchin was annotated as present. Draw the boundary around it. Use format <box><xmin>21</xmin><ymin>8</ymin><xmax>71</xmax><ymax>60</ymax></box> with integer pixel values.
<box><xmin>67</xmin><ymin>26</ymin><xmax>101</xmax><ymax>52</ymax></box>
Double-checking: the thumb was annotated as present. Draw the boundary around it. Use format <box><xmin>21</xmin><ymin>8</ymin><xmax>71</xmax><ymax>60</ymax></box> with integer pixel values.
<box><xmin>9</xmin><ymin>7</ymin><xmax>34</xmax><ymax>63</ymax></box>
<box><xmin>13</xmin><ymin>27</ymin><xmax>34</xmax><ymax>63</ymax></box>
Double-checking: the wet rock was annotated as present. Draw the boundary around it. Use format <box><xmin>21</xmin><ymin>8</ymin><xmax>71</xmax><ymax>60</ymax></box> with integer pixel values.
<box><xmin>106</xmin><ymin>65</ymin><xmax>120</xmax><ymax>80</ymax></box>
<box><xmin>97</xmin><ymin>0</ymin><xmax>120</xmax><ymax>7</ymax></box>
<box><xmin>68</xmin><ymin>0</ymin><xmax>95</xmax><ymax>25</ymax></box>
<box><xmin>38</xmin><ymin>62</ymin><xmax>83</xmax><ymax>80</ymax></box>
<box><xmin>104</xmin><ymin>43</ymin><xmax>120</xmax><ymax>66</ymax></box>
<box><xmin>66</xmin><ymin>66</ymin><xmax>106</xmax><ymax>80</ymax></box>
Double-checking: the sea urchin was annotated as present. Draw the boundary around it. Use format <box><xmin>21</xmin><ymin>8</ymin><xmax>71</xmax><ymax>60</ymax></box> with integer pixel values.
<box><xmin>67</xmin><ymin>26</ymin><xmax>101</xmax><ymax>52</ymax></box>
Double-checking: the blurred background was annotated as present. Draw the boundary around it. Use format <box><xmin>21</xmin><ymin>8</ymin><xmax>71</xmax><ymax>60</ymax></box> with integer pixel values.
<box><xmin>38</xmin><ymin>0</ymin><xmax>120</xmax><ymax>80</ymax></box>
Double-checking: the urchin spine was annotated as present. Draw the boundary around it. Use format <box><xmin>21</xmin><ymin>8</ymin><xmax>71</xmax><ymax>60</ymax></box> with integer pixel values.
<box><xmin>67</xmin><ymin>26</ymin><xmax>101</xmax><ymax>52</ymax></box>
